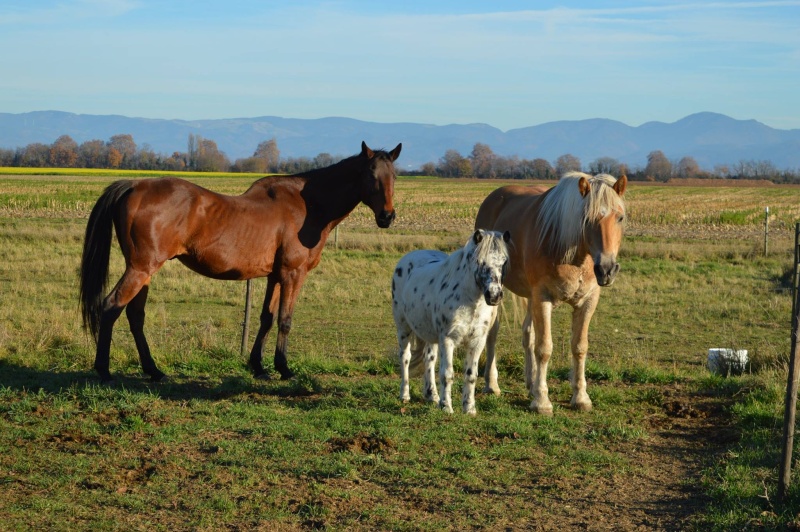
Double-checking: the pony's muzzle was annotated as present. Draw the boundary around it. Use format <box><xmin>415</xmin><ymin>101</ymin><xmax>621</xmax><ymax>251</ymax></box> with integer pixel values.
<box><xmin>376</xmin><ymin>209</ymin><xmax>396</xmax><ymax>228</ymax></box>
<box><xmin>594</xmin><ymin>261</ymin><xmax>620</xmax><ymax>286</ymax></box>
<box><xmin>484</xmin><ymin>289</ymin><xmax>503</xmax><ymax>306</ymax></box>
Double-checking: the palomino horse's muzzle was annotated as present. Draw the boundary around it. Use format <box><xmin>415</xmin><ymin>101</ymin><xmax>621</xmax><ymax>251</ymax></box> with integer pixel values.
<box><xmin>594</xmin><ymin>261</ymin><xmax>620</xmax><ymax>287</ymax></box>
<box><xmin>376</xmin><ymin>209</ymin><xmax>396</xmax><ymax>228</ymax></box>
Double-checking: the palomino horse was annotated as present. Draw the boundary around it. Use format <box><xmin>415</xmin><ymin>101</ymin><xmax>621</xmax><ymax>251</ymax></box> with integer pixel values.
<box><xmin>394</xmin><ymin>229</ymin><xmax>510</xmax><ymax>415</ymax></box>
<box><xmin>80</xmin><ymin>141</ymin><xmax>401</xmax><ymax>382</ymax></box>
<box><xmin>475</xmin><ymin>172</ymin><xmax>627</xmax><ymax>415</ymax></box>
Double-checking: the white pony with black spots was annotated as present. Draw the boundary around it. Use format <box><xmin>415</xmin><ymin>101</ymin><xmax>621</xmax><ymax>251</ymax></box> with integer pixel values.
<box><xmin>392</xmin><ymin>229</ymin><xmax>510</xmax><ymax>415</ymax></box>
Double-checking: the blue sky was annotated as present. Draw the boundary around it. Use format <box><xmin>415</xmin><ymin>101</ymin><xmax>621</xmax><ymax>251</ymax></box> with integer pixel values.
<box><xmin>1</xmin><ymin>0</ymin><xmax>799</xmax><ymax>130</ymax></box>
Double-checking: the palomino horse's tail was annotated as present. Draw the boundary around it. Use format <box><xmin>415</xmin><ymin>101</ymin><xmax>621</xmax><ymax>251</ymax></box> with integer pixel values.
<box><xmin>79</xmin><ymin>180</ymin><xmax>134</xmax><ymax>341</ymax></box>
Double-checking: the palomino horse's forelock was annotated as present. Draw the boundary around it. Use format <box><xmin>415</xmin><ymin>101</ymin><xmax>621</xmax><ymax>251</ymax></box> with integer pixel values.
<box><xmin>535</xmin><ymin>172</ymin><xmax>625</xmax><ymax>264</ymax></box>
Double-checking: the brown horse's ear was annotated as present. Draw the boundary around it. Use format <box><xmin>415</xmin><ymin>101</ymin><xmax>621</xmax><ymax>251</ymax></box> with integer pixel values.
<box><xmin>473</xmin><ymin>229</ymin><xmax>484</xmax><ymax>244</ymax></box>
<box><xmin>614</xmin><ymin>174</ymin><xmax>628</xmax><ymax>196</ymax></box>
<box><xmin>390</xmin><ymin>143</ymin><xmax>402</xmax><ymax>161</ymax></box>
<box><xmin>361</xmin><ymin>141</ymin><xmax>375</xmax><ymax>159</ymax></box>
<box><xmin>578</xmin><ymin>176</ymin><xmax>591</xmax><ymax>197</ymax></box>
<box><xmin>503</xmin><ymin>230</ymin><xmax>511</xmax><ymax>243</ymax></box>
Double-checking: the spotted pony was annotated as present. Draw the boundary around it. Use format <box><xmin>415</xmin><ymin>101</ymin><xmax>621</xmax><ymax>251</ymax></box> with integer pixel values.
<box><xmin>392</xmin><ymin>229</ymin><xmax>511</xmax><ymax>415</ymax></box>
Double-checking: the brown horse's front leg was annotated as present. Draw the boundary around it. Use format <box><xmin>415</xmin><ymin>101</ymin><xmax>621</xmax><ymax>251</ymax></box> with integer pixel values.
<box><xmin>249</xmin><ymin>278</ymin><xmax>280</xmax><ymax>378</ymax></box>
<box><xmin>272</xmin><ymin>269</ymin><xmax>307</xmax><ymax>380</ymax></box>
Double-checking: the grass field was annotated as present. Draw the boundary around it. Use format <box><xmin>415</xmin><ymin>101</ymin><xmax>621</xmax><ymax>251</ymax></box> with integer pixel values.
<box><xmin>1</xmin><ymin>172</ymin><xmax>800</xmax><ymax>530</ymax></box>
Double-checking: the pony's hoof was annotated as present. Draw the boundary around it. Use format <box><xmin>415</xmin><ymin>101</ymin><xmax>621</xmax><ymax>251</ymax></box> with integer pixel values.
<box><xmin>400</xmin><ymin>396</ymin><xmax>411</xmax><ymax>403</ymax></box>
<box><xmin>463</xmin><ymin>407</ymin><xmax>477</xmax><ymax>416</ymax></box>
<box><xmin>439</xmin><ymin>403</ymin><xmax>454</xmax><ymax>414</ymax></box>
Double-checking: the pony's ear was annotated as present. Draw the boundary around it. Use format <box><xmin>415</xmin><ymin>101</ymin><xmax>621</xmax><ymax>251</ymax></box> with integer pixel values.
<box><xmin>578</xmin><ymin>176</ymin><xmax>591</xmax><ymax>197</ymax></box>
<box><xmin>614</xmin><ymin>174</ymin><xmax>628</xmax><ymax>196</ymax></box>
<box><xmin>502</xmin><ymin>230</ymin><xmax>511</xmax><ymax>243</ymax></box>
<box><xmin>389</xmin><ymin>143</ymin><xmax>402</xmax><ymax>161</ymax></box>
<box><xmin>473</xmin><ymin>229</ymin><xmax>484</xmax><ymax>244</ymax></box>
<box><xmin>361</xmin><ymin>141</ymin><xmax>375</xmax><ymax>159</ymax></box>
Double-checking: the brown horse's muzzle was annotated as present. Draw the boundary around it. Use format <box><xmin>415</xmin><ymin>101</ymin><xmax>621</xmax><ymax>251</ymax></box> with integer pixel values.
<box><xmin>376</xmin><ymin>209</ymin><xmax>396</xmax><ymax>228</ymax></box>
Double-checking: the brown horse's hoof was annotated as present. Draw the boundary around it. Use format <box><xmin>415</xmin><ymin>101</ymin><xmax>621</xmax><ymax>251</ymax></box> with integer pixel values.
<box><xmin>254</xmin><ymin>372</ymin><xmax>273</xmax><ymax>380</ymax></box>
<box><xmin>279</xmin><ymin>371</ymin><xmax>295</xmax><ymax>381</ymax></box>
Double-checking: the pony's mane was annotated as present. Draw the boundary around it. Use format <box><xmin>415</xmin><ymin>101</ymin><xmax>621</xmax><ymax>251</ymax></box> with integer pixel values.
<box><xmin>440</xmin><ymin>231</ymin><xmax>509</xmax><ymax>280</ymax></box>
<box><xmin>535</xmin><ymin>172</ymin><xmax>626</xmax><ymax>263</ymax></box>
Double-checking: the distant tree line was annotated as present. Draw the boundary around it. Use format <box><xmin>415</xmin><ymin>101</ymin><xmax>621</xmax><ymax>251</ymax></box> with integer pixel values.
<box><xmin>413</xmin><ymin>143</ymin><xmax>800</xmax><ymax>184</ymax></box>
<box><xmin>1</xmin><ymin>134</ymin><xmax>798</xmax><ymax>184</ymax></box>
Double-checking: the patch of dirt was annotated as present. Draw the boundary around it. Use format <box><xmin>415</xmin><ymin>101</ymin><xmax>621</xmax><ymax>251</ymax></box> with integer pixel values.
<box><xmin>328</xmin><ymin>433</ymin><xmax>396</xmax><ymax>455</ymax></box>
<box><xmin>520</xmin><ymin>384</ymin><xmax>738</xmax><ymax>531</ymax></box>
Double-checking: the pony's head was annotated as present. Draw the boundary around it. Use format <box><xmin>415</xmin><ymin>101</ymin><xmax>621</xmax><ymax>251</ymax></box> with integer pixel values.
<box><xmin>536</xmin><ymin>172</ymin><xmax>627</xmax><ymax>286</ymax></box>
<box><xmin>358</xmin><ymin>141</ymin><xmax>402</xmax><ymax>228</ymax></box>
<box><xmin>470</xmin><ymin>229</ymin><xmax>511</xmax><ymax>305</ymax></box>
<box><xmin>578</xmin><ymin>173</ymin><xmax>627</xmax><ymax>286</ymax></box>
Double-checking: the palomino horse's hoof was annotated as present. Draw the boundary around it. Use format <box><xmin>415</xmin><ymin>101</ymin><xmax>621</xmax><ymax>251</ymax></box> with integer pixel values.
<box><xmin>571</xmin><ymin>401</ymin><xmax>593</xmax><ymax>412</ymax></box>
<box><xmin>483</xmin><ymin>385</ymin><xmax>502</xmax><ymax>397</ymax></box>
<box><xmin>529</xmin><ymin>402</ymin><xmax>554</xmax><ymax>416</ymax></box>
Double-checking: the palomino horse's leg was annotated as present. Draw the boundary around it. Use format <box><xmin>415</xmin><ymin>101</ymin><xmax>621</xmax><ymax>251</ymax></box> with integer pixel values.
<box><xmin>249</xmin><ymin>277</ymin><xmax>280</xmax><ymax>378</ymax></box>
<box><xmin>95</xmin><ymin>268</ymin><xmax>152</xmax><ymax>382</ymax></box>
<box><xmin>483</xmin><ymin>312</ymin><xmax>502</xmax><ymax>396</ymax></box>
<box><xmin>397</xmin><ymin>327</ymin><xmax>414</xmax><ymax>403</ymax></box>
<box><xmin>569</xmin><ymin>293</ymin><xmax>600</xmax><ymax>411</ymax></box>
<box><xmin>422</xmin><ymin>343</ymin><xmax>440</xmax><ymax>403</ymax></box>
<box><xmin>438</xmin><ymin>337</ymin><xmax>456</xmax><ymax>414</ymax></box>
<box><xmin>272</xmin><ymin>270</ymin><xmax>308</xmax><ymax>380</ymax></box>
<box><xmin>521</xmin><ymin>312</ymin><xmax>535</xmax><ymax>394</ymax></box>
<box><xmin>529</xmin><ymin>295</ymin><xmax>554</xmax><ymax>415</ymax></box>
<box><xmin>125</xmin><ymin>285</ymin><xmax>166</xmax><ymax>381</ymax></box>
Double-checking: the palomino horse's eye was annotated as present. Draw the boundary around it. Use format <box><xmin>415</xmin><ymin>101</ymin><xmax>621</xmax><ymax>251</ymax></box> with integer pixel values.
<box><xmin>618</xmin><ymin>214</ymin><xmax>625</xmax><ymax>223</ymax></box>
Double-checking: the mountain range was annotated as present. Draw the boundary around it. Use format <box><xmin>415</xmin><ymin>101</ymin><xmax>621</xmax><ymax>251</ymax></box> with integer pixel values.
<box><xmin>1</xmin><ymin>110</ymin><xmax>799</xmax><ymax>171</ymax></box>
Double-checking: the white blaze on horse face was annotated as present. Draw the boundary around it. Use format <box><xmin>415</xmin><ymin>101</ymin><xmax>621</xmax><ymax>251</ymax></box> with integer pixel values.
<box><xmin>588</xmin><ymin>207</ymin><xmax>625</xmax><ymax>286</ymax></box>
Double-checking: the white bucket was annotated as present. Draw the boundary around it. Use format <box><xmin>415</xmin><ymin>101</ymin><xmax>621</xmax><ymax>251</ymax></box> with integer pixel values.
<box><xmin>707</xmin><ymin>348</ymin><xmax>748</xmax><ymax>376</ymax></box>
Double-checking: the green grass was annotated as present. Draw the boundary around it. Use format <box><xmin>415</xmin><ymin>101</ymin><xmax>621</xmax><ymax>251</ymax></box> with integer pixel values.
<box><xmin>1</xmin><ymin>174</ymin><xmax>799</xmax><ymax>529</ymax></box>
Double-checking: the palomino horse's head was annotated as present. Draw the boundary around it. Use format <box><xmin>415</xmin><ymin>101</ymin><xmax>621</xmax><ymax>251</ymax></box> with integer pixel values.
<box><xmin>359</xmin><ymin>141</ymin><xmax>402</xmax><ymax>228</ymax></box>
<box><xmin>470</xmin><ymin>229</ymin><xmax>511</xmax><ymax>305</ymax></box>
<box><xmin>578</xmin><ymin>174</ymin><xmax>627</xmax><ymax>286</ymax></box>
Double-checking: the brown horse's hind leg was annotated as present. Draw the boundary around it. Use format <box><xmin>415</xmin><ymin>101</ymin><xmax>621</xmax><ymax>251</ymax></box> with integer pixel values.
<box><xmin>126</xmin><ymin>285</ymin><xmax>165</xmax><ymax>382</ymax></box>
<box><xmin>249</xmin><ymin>277</ymin><xmax>280</xmax><ymax>378</ymax></box>
<box><xmin>95</xmin><ymin>268</ymin><xmax>152</xmax><ymax>382</ymax></box>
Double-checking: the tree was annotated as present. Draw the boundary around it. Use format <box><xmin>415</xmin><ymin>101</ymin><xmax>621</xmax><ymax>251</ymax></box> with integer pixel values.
<box><xmin>645</xmin><ymin>150</ymin><xmax>672</xmax><ymax>181</ymax></box>
<box><xmin>49</xmin><ymin>135</ymin><xmax>78</xmax><ymax>167</ymax></box>
<box><xmin>439</xmin><ymin>149</ymin><xmax>472</xmax><ymax>178</ymax></box>
<box><xmin>194</xmin><ymin>138</ymin><xmax>229</xmax><ymax>172</ymax></box>
<box><xmin>531</xmin><ymin>158</ymin><xmax>556</xmax><ymax>180</ymax></box>
<box><xmin>470</xmin><ymin>143</ymin><xmax>496</xmax><ymax>178</ymax></box>
<box><xmin>420</xmin><ymin>162</ymin><xmax>436</xmax><ymax>176</ymax></box>
<box><xmin>554</xmin><ymin>154</ymin><xmax>581</xmax><ymax>176</ymax></box>
<box><xmin>674</xmin><ymin>156</ymin><xmax>700</xmax><ymax>178</ymax></box>
<box><xmin>17</xmin><ymin>143</ymin><xmax>50</xmax><ymax>167</ymax></box>
<box><xmin>253</xmin><ymin>138</ymin><xmax>280</xmax><ymax>173</ymax></box>
<box><xmin>107</xmin><ymin>147</ymin><xmax>123</xmax><ymax>169</ymax></box>
<box><xmin>588</xmin><ymin>156</ymin><xmax>621</xmax><ymax>176</ymax></box>
<box><xmin>107</xmin><ymin>134</ymin><xmax>137</xmax><ymax>168</ymax></box>
<box><xmin>79</xmin><ymin>139</ymin><xmax>107</xmax><ymax>168</ymax></box>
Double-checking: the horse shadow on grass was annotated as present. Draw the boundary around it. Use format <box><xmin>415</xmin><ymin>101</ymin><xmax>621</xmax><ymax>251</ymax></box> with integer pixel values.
<box><xmin>0</xmin><ymin>360</ymin><xmax>321</xmax><ymax>404</ymax></box>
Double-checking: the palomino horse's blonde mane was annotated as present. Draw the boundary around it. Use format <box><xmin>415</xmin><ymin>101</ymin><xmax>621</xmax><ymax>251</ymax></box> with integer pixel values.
<box><xmin>535</xmin><ymin>172</ymin><xmax>626</xmax><ymax>264</ymax></box>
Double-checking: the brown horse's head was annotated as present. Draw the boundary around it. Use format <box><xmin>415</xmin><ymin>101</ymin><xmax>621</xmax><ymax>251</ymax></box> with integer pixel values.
<box><xmin>359</xmin><ymin>141</ymin><xmax>402</xmax><ymax>228</ymax></box>
<box><xmin>579</xmin><ymin>174</ymin><xmax>627</xmax><ymax>286</ymax></box>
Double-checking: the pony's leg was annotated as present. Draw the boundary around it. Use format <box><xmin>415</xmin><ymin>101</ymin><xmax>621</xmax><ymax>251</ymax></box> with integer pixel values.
<box><xmin>483</xmin><ymin>310</ymin><xmax>502</xmax><ymax>396</ymax></box>
<box><xmin>95</xmin><ymin>268</ymin><xmax>152</xmax><ymax>382</ymax></box>
<box><xmin>398</xmin><ymin>328</ymin><xmax>413</xmax><ymax>403</ymax></box>
<box><xmin>423</xmin><ymin>342</ymin><xmax>440</xmax><ymax>403</ymax></box>
<box><xmin>529</xmin><ymin>296</ymin><xmax>554</xmax><ymax>415</ymax></box>
<box><xmin>125</xmin><ymin>284</ymin><xmax>165</xmax><ymax>381</ymax></box>
<box><xmin>569</xmin><ymin>293</ymin><xmax>600</xmax><ymax>411</ymax></box>
<box><xmin>462</xmin><ymin>335</ymin><xmax>488</xmax><ymax>416</ymax></box>
<box><xmin>272</xmin><ymin>269</ymin><xmax>308</xmax><ymax>380</ymax></box>
<box><xmin>438</xmin><ymin>338</ymin><xmax>456</xmax><ymax>414</ymax></box>
<box><xmin>249</xmin><ymin>278</ymin><xmax>280</xmax><ymax>378</ymax></box>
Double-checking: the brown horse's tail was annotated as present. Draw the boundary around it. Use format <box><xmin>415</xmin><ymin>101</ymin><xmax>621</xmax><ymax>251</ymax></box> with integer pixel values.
<box><xmin>79</xmin><ymin>180</ymin><xmax>134</xmax><ymax>341</ymax></box>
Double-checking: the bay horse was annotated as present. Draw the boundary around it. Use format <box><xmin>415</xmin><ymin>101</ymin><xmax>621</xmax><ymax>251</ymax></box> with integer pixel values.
<box><xmin>394</xmin><ymin>229</ymin><xmax>510</xmax><ymax>415</ymax></box>
<box><xmin>80</xmin><ymin>141</ymin><xmax>401</xmax><ymax>383</ymax></box>
<box><xmin>474</xmin><ymin>172</ymin><xmax>627</xmax><ymax>415</ymax></box>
